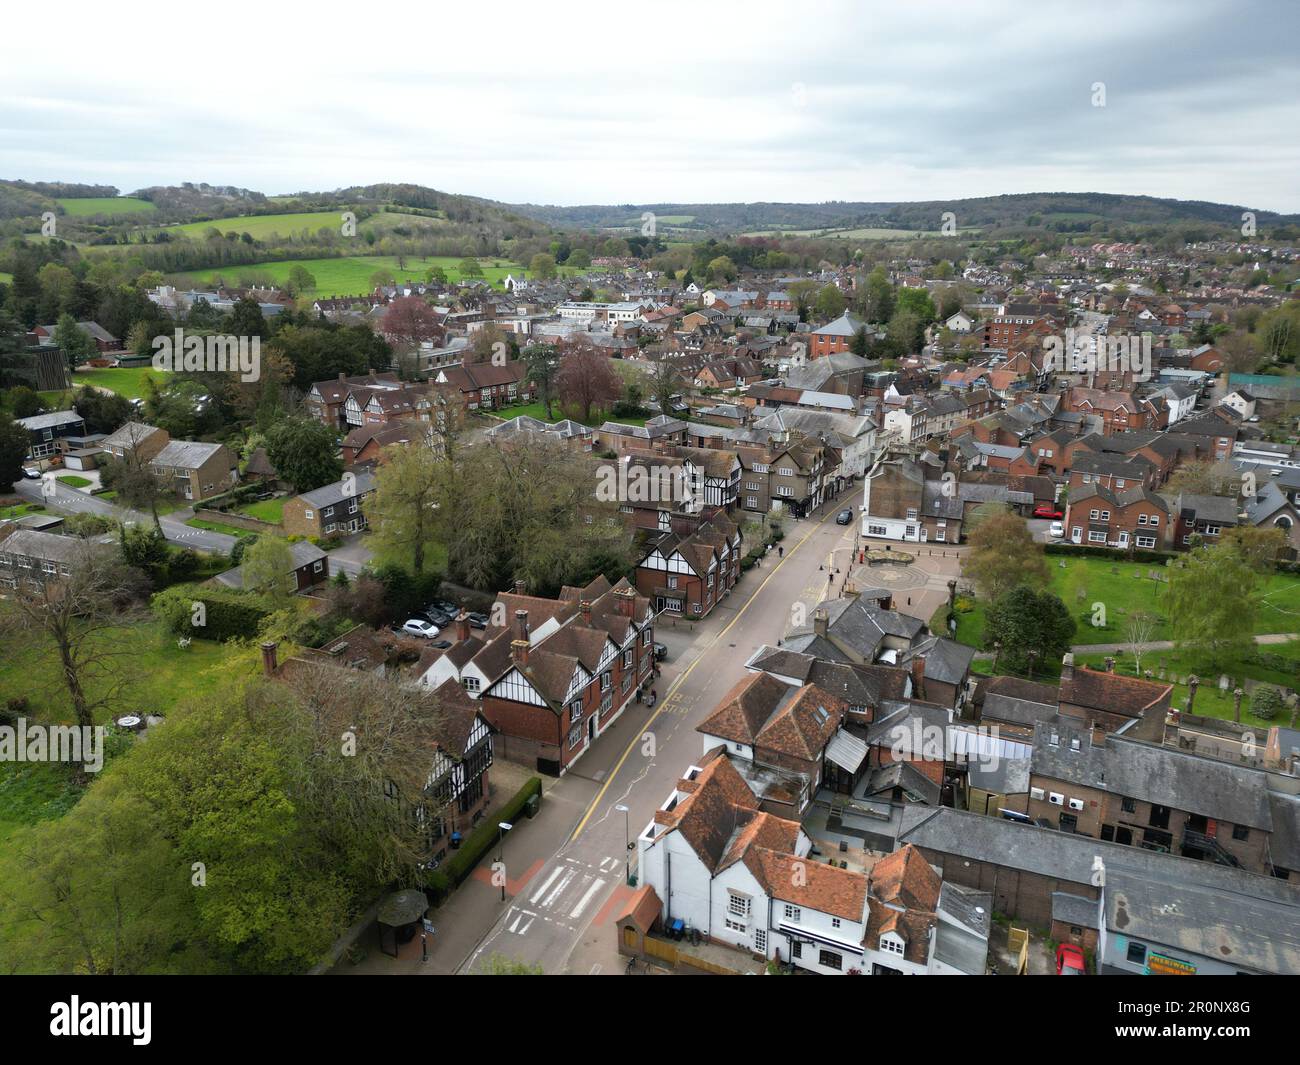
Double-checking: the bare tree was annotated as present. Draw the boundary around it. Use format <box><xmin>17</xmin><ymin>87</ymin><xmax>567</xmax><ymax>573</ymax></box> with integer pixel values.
<box><xmin>1125</xmin><ymin>610</ymin><xmax>1158</xmax><ymax>676</ymax></box>
<box><xmin>0</xmin><ymin>542</ymin><xmax>146</xmax><ymax>778</ymax></box>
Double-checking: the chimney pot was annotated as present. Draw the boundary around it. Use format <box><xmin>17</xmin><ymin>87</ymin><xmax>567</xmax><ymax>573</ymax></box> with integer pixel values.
<box><xmin>1061</xmin><ymin>652</ymin><xmax>1075</xmax><ymax>680</ymax></box>
<box><xmin>580</xmin><ymin>599</ymin><xmax>592</xmax><ymax>622</ymax></box>
<box><xmin>514</xmin><ymin>609</ymin><xmax>529</xmax><ymax>642</ymax></box>
<box><xmin>260</xmin><ymin>640</ymin><xmax>278</xmax><ymax>677</ymax></box>
<box><xmin>514</xmin><ymin>579</ymin><xmax>526</xmax><ymax>596</ymax></box>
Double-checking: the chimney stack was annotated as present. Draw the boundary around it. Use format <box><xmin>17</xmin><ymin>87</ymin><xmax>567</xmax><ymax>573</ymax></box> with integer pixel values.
<box><xmin>455</xmin><ymin>612</ymin><xmax>470</xmax><ymax>644</ymax></box>
<box><xmin>910</xmin><ymin>655</ymin><xmax>927</xmax><ymax>701</ymax></box>
<box><xmin>813</xmin><ymin>608</ymin><xmax>829</xmax><ymax>637</ymax></box>
<box><xmin>514</xmin><ymin>579</ymin><xmax>526</xmax><ymax>596</ymax></box>
<box><xmin>580</xmin><ymin>599</ymin><xmax>593</xmax><ymax>624</ymax></box>
<box><xmin>514</xmin><ymin>609</ymin><xmax>529</xmax><ymax>643</ymax></box>
<box><xmin>615</xmin><ymin>587</ymin><xmax>636</xmax><ymax>618</ymax></box>
<box><xmin>1061</xmin><ymin>652</ymin><xmax>1075</xmax><ymax>681</ymax></box>
<box><xmin>1104</xmin><ymin>656</ymin><xmax>1115</xmax><ymax>673</ymax></box>
<box><xmin>260</xmin><ymin>640</ymin><xmax>279</xmax><ymax>677</ymax></box>
<box><xmin>511</xmin><ymin>639</ymin><xmax>529</xmax><ymax>667</ymax></box>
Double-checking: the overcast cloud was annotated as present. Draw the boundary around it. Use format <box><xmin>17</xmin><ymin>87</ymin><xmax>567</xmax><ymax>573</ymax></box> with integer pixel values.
<box><xmin>2</xmin><ymin>0</ymin><xmax>1297</xmax><ymax>210</ymax></box>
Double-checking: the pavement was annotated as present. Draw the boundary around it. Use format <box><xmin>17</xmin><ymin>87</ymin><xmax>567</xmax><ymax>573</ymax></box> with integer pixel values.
<box><xmin>328</xmin><ymin>489</ymin><xmax>868</xmax><ymax>976</ymax></box>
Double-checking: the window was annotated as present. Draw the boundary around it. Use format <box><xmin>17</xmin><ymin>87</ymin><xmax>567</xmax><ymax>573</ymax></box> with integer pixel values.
<box><xmin>600</xmin><ymin>672</ymin><xmax>611</xmax><ymax>692</ymax></box>
<box><xmin>623</xmin><ymin>648</ymin><xmax>633</xmax><ymax>669</ymax></box>
<box><xmin>312</xmin><ymin>560</ymin><xmax>324</xmax><ymax>573</ymax></box>
<box><xmin>819</xmin><ymin>949</ymin><xmax>842</xmax><ymax>971</ymax></box>
<box><xmin>724</xmin><ymin>917</ymin><xmax>746</xmax><ymax>934</ymax></box>
<box><xmin>880</xmin><ymin>936</ymin><xmax>904</xmax><ymax>956</ymax></box>
<box><xmin>1126</xmin><ymin>942</ymin><xmax>1146</xmax><ymax>964</ymax></box>
<box><xmin>1148</xmin><ymin>515</ymin><xmax>1159</xmax><ymax>526</ymax></box>
<box><xmin>754</xmin><ymin>929</ymin><xmax>767</xmax><ymax>953</ymax></box>
<box><xmin>1088</xmin><ymin>530</ymin><xmax>1107</xmax><ymax>543</ymax></box>
<box><xmin>570</xmin><ymin>701</ymin><xmax>583</xmax><ymax>723</ymax></box>
<box><xmin>1136</xmin><ymin>535</ymin><xmax>1156</xmax><ymax>549</ymax></box>
<box><xmin>791</xmin><ymin>941</ymin><xmax>801</xmax><ymax>959</ymax></box>
<box><xmin>728</xmin><ymin>893</ymin><xmax>751</xmax><ymax>918</ymax></box>
<box><xmin>783</xmin><ymin>903</ymin><xmax>801</xmax><ymax>922</ymax></box>
<box><xmin>463</xmin><ymin>676</ymin><xmax>480</xmax><ymax>693</ymax></box>
<box><xmin>1137</xmin><ymin>514</ymin><xmax>1147</xmax><ymax>525</ymax></box>
<box><xmin>568</xmin><ymin>722</ymin><xmax>584</xmax><ymax>749</ymax></box>
<box><xmin>1100</xmin><ymin>511</ymin><xmax>1110</xmax><ymax>521</ymax></box>
<box><xmin>831</xmin><ymin>917</ymin><xmax>841</xmax><ymax>929</ymax></box>
<box><xmin>1121</xmin><ymin>796</ymin><xmax>1136</xmax><ymax>814</ymax></box>
<box><xmin>1232</xmin><ymin>824</ymin><xmax>1250</xmax><ymax>841</ymax></box>
<box><xmin>1089</xmin><ymin>509</ymin><xmax>1099</xmax><ymax>519</ymax></box>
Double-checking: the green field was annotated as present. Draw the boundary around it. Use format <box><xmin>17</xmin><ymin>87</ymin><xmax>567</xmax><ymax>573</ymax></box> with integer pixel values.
<box><xmin>71</xmin><ymin>366</ymin><xmax>164</xmax><ymax>400</ymax></box>
<box><xmin>57</xmin><ymin>196</ymin><xmax>157</xmax><ymax>218</ymax></box>
<box><xmin>742</xmin><ymin>226</ymin><xmax>979</xmax><ymax>239</ymax></box>
<box><xmin>952</xmin><ymin>555</ymin><xmax>1300</xmax><ymax>649</ymax></box>
<box><xmin>156</xmin><ymin>207</ymin><xmax>453</xmax><ymax>243</ymax></box>
<box><xmin>172</xmin><ymin>255</ymin><xmax>527</xmax><ymax>297</ymax></box>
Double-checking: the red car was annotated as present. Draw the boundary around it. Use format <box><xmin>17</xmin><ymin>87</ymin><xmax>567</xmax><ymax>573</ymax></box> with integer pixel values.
<box><xmin>1056</xmin><ymin>943</ymin><xmax>1087</xmax><ymax>975</ymax></box>
<box><xmin>1033</xmin><ymin>504</ymin><xmax>1064</xmax><ymax>520</ymax></box>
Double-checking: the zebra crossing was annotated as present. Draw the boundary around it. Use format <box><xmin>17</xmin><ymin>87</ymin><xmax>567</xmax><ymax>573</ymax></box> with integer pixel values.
<box><xmin>499</xmin><ymin>855</ymin><xmax>620</xmax><ymax>937</ymax></box>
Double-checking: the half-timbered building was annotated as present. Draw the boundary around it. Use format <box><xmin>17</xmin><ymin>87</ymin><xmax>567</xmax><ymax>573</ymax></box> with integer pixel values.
<box><xmin>634</xmin><ymin>512</ymin><xmax>743</xmax><ymax>618</ymax></box>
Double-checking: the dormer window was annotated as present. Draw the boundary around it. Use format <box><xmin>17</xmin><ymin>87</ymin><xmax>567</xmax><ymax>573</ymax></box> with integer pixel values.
<box><xmin>880</xmin><ymin>934</ymin><xmax>904</xmax><ymax>956</ymax></box>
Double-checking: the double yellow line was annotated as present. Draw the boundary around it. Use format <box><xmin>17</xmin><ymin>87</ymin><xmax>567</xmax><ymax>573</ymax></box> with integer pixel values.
<box><xmin>569</xmin><ymin>513</ymin><xmax>833</xmax><ymax>839</ymax></box>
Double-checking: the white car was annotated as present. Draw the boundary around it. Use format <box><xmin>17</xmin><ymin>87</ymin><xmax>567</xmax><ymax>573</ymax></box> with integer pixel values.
<box><xmin>1049</xmin><ymin>521</ymin><xmax>1064</xmax><ymax>539</ymax></box>
<box><xmin>401</xmin><ymin>619</ymin><xmax>440</xmax><ymax>639</ymax></box>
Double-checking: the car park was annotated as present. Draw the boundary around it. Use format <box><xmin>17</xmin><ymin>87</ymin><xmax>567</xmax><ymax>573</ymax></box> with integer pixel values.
<box><xmin>401</xmin><ymin>619</ymin><xmax>440</xmax><ymax>639</ymax></box>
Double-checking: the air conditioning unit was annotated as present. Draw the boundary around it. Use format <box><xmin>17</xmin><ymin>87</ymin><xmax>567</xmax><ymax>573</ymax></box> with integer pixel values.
<box><xmin>1049</xmin><ymin>792</ymin><xmax>1064</xmax><ymax>806</ymax></box>
<box><xmin>1068</xmin><ymin>798</ymin><xmax>1085</xmax><ymax>811</ymax></box>
<box><xmin>1030</xmin><ymin>787</ymin><xmax>1045</xmax><ymax>801</ymax></box>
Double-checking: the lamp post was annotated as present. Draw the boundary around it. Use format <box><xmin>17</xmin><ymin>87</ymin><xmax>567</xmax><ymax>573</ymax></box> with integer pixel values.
<box><xmin>497</xmin><ymin>821</ymin><xmax>513</xmax><ymax>902</ymax></box>
<box><xmin>615</xmin><ymin>804</ymin><xmax>632</xmax><ymax>885</ymax></box>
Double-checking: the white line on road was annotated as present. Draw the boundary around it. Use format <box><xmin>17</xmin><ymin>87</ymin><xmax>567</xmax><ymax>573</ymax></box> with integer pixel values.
<box><xmin>528</xmin><ymin>865</ymin><xmax>564</xmax><ymax>906</ymax></box>
<box><xmin>569</xmin><ymin>878</ymin><xmax>606</xmax><ymax>920</ymax></box>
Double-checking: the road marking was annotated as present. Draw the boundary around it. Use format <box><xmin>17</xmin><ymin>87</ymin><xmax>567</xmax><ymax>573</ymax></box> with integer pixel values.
<box><xmin>569</xmin><ymin>877</ymin><xmax>606</xmax><ymax>919</ymax></box>
<box><xmin>528</xmin><ymin>865</ymin><xmax>564</xmax><ymax>905</ymax></box>
<box><xmin>568</xmin><ymin>510</ymin><xmax>833</xmax><ymax>840</ymax></box>
<box><xmin>542</xmin><ymin>868</ymin><xmax>577</xmax><ymax>909</ymax></box>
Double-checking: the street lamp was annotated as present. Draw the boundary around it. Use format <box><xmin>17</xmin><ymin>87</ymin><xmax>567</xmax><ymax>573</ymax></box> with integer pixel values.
<box><xmin>614</xmin><ymin>804</ymin><xmax>632</xmax><ymax>885</ymax></box>
<box><xmin>497</xmin><ymin>821</ymin><xmax>513</xmax><ymax>902</ymax></box>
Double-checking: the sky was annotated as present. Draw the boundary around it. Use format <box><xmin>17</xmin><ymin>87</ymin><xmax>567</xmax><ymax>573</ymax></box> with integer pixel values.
<box><xmin>2</xmin><ymin>0</ymin><xmax>1298</xmax><ymax>211</ymax></box>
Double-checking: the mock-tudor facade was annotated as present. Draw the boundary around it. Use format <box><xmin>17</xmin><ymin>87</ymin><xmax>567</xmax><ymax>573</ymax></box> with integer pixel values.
<box><xmin>417</xmin><ymin>576</ymin><xmax>654</xmax><ymax>775</ymax></box>
<box><xmin>634</xmin><ymin>512</ymin><xmax>742</xmax><ymax>618</ymax></box>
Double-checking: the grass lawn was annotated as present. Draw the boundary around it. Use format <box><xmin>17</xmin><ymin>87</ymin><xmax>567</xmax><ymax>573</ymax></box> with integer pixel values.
<box><xmin>953</xmin><ymin>556</ymin><xmax>1300</xmax><ymax>649</ymax></box>
<box><xmin>171</xmin><ymin>255</ymin><xmax>527</xmax><ymax>297</ymax></box>
<box><xmin>235</xmin><ymin>497</ymin><xmax>284</xmax><ymax>524</ymax></box>
<box><xmin>56</xmin><ymin>475</ymin><xmax>92</xmax><ymax>488</ymax></box>
<box><xmin>57</xmin><ymin>196</ymin><xmax>156</xmax><ymax>218</ymax></box>
<box><xmin>186</xmin><ymin>517</ymin><xmax>253</xmax><ymax>538</ymax></box>
<box><xmin>71</xmin><ymin>365</ymin><xmax>165</xmax><ymax>400</ymax></box>
<box><xmin>0</xmin><ymin>503</ymin><xmax>44</xmax><ymax>520</ymax></box>
<box><xmin>0</xmin><ymin>613</ymin><xmax>246</xmax><ymax>840</ymax></box>
<box><xmin>487</xmin><ymin>401</ymin><xmax>645</xmax><ymax>427</ymax></box>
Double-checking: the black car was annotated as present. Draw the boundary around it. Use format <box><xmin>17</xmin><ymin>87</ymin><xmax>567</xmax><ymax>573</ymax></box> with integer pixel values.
<box><xmin>430</xmin><ymin>598</ymin><xmax>458</xmax><ymax>616</ymax></box>
<box><xmin>422</xmin><ymin>606</ymin><xmax>455</xmax><ymax>626</ymax></box>
<box><xmin>653</xmin><ymin>642</ymin><xmax>668</xmax><ymax>661</ymax></box>
<box><xmin>465</xmin><ymin>612</ymin><xmax>490</xmax><ymax>630</ymax></box>
<box><xmin>835</xmin><ymin>508</ymin><xmax>854</xmax><ymax>525</ymax></box>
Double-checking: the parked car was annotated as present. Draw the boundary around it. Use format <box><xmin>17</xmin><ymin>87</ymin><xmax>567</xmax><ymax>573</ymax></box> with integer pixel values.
<box><xmin>835</xmin><ymin>508</ymin><xmax>854</xmax><ymax>525</ymax></box>
<box><xmin>21</xmin><ymin>466</ymin><xmax>41</xmax><ymax>480</ymax></box>
<box><xmin>1033</xmin><ymin>504</ymin><xmax>1064</xmax><ymax>520</ymax></box>
<box><xmin>1049</xmin><ymin>520</ymin><xmax>1064</xmax><ymax>539</ymax></box>
<box><xmin>422</xmin><ymin>606</ymin><xmax>455</xmax><ymax>627</ymax></box>
<box><xmin>429</xmin><ymin>598</ymin><xmax>458</xmax><ymax>616</ymax></box>
<box><xmin>465</xmin><ymin>612</ymin><xmax>489</xmax><ymax>630</ymax></box>
<box><xmin>401</xmin><ymin>619</ymin><xmax>440</xmax><ymax>639</ymax></box>
<box><xmin>653</xmin><ymin>641</ymin><xmax>668</xmax><ymax>661</ymax></box>
<box><xmin>1056</xmin><ymin>943</ymin><xmax>1087</xmax><ymax>976</ymax></box>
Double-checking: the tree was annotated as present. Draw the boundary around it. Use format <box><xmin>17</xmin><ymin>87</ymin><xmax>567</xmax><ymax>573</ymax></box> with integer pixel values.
<box><xmin>265</xmin><ymin>417</ymin><xmax>343</xmax><ymax>492</ymax></box>
<box><xmin>119</xmin><ymin>523</ymin><xmax>171</xmax><ymax>584</ymax></box>
<box><xmin>367</xmin><ymin>440</ymin><xmax>445</xmax><ymax>576</ymax></box>
<box><xmin>99</xmin><ymin>423</ymin><xmax>167</xmax><ymax>531</ymax></box>
<box><xmin>651</xmin><ymin>361</ymin><xmax>688</xmax><ymax>418</ymax></box>
<box><xmin>240</xmin><ymin>537</ymin><xmax>296</xmax><ymax>604</ymax></box>
<box><xmin>382</xmin><ymin>296</ymin><xmax>441</xmax><ymax>352</ymax></box>
<box><xmin>886</xmin><ymin>309</ymin><xmax>924</xmax><ymax>354</ymax></box>
<box><xmin>1164</xmin><ymin>542</ymin><xmax>1259</xmax><ymax>667</ymax></box>
<box><xmin>983</xmin><ymin>586</ymin><xmax>1076</xmax><ymax>676</ymax></box>
<box><xmin>1166</xmin><ymin>459</ymin><xmax>1241</xmax><ymax>497</ymax></box>
<box><xmin>964</xmin><ymin>509</ymin><xmax>1049</xmax><ymax>602</ymax></box>
<box><xmin>477</xmin><ymin>952</ymin><xmax>544</xmax><ymax>975</ymax></box>
<box><xmin>521</xmin><ymin>344</ymin><xmax>560</xmax><ymax>419</ymax></box>
<box><xmin>227</xmin><ymin>296</ymin><xmax>268</xmax><ymax>340</ymax></box>
<box><xmin>529</xmin><ymin>253</ymin><xmax>558</xmax><ymax>280</ymax></box>
<box><xmin>458</xmin><ymin>258</ymin><xmax>484</xmax><ymax>279</ymax></box>
<box><xmin>424</xmin><ymin>265</ymin><xmax>448</xmax><ymax>285</ymax></box>
<box><xmin>1124</xmin><ymin>610</ymin><xmax>1158</xmax><ymax>675</ymax></box>
<box><xmin>286</xmin><ymin>265</ymin><xmax>317</xmax><ymax>295</ymax></box>
<box><xmin>53</xmin><ymin>313</ymin><xmax>95</xmax><ymax>372</ymax></box>
<box><xmin>556</xmin><ymin>342</ymin><xmax>621</xmax><ymax>423</ymax></box>
<box><xmin>0</xmin><ymin>417</ymin><xmax>29</xmax><ymax>486</ymax></box>
<box><xmin>8</xmin><ymin>386</ymin><xmax>43</xmax><ymax>419</ymax></box>
<box><xmin>813</xmin><ymin>284</ymin><xmax>846</xmax><ymax>321</ymax></box>
<box><xmin>0</xmin><ymin>543</ymin><xmax>146</xmax><ymax>767</ymax></box>
<box><xmin>861</xmin><ymin>267</ymin><xmax>894</xmax><ymax>323</ymax></box>
<box><xmin>1221</xmin><ymin>526</ymin><xmax>1287</xmax><ymax>571</ymax></box>
<box><xmin>706</xmin><ymin>256</ymin><xmax>737</xmax><ymax>283</ymax></box>
<box><xmin>1250</xmin><ymin>686</ymin><xmax>1284</xmax><ymax>721</ymax></box>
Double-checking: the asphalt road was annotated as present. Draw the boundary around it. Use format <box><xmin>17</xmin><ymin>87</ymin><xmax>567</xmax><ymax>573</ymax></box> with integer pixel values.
<box><xmin>458</xmin><ymin>489</ymin><xmax>865</xmax><ymax>974</ymax></box>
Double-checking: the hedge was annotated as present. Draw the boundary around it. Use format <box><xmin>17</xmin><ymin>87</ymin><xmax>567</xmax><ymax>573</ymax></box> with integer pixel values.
<box><xmin>423</xmin><ymin>776</ymin><xmax>542</xmax><ymax>903</ymax></box>
<box><xmin>1043</xmin><ymin>542</ymin><xmax>1177</xmax><ymax>565</ymax></box>
<box><xmin>151</xmin><ymin>582</ymin><xmax>276</xmax><ymax>641</ymax></box>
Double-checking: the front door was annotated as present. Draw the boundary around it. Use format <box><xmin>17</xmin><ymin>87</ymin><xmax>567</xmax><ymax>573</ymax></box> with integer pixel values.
<box><xmin>1117</xmin><ymin>531</ymin><xmax>1129</xmax><ymax>547</ymax></box>
<box><xmin>588</xmin><ymin>715</ymin><xmax>597</xmax><ymax>742</ymax></box>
